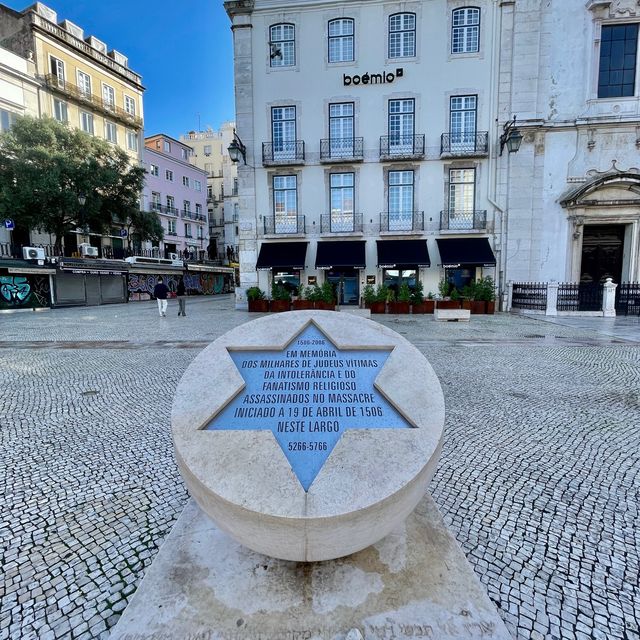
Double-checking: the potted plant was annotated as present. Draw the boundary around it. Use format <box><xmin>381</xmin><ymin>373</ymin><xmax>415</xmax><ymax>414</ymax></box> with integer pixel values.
<box><xmin>477</xmin><ymin>276</ymin><xmax>496</xmax><ymax>314</ymax></box>
<box><xmin>370</xmin><ymin>284</ymin><xmax>388</xmax><ymax>314</ymax></box>
<box><xmin>292</xmin><ymin>285</ymin><xmax>314</xmax><ymax>310</ymax></box>
<box><xmin>246</xmin><ymin>286</ymin><xmax>269</xmax><ymax>312</ymax></box>
<box><xmin>362</xmin><ymin>284</ymin><xmax>376</xmax><ymax>309</ymax></box>
<box><xmin>437</xmin><ymin>279</ymin><xmax>460</xmax><ymax>309</ymax></box>
<box><xmin>270</xmin><ymin>282</ymin><xmax>291</xmax><ymax>312</ymax></box>
<box><xmin>315</xmin><ymin>281</ymin><xmax>336</xmax><ymax>310</ymax></box>
<box><xmin>411</xmin><ymin>281</ymin><xmax>434</xmax><ymax>314</ymax></box>
<box><xmin>461</xmin><ymin>283</ymin><xmax>474</xmax><ymax>311</ymax></box>
<box><xmin>389</xmin><ymin>282</ymin><xmax>411</xmax><ymax>313</ymax></box>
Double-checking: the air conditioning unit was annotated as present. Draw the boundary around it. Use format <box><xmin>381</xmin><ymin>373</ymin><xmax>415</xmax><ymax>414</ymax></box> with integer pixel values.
<box><xmin>168</xmin><ymin>252</ymin><xmax>178</xmax><ymax>261</ymax></box>
<box><xmin>23</xmin><ymin>246</ymin><xmax>45</xmax><ymax>260</ymax></box>
<box><xmin>79</xmin><ymin>243</ymin><xmax>99</xmax><ymax>257</ymax></box>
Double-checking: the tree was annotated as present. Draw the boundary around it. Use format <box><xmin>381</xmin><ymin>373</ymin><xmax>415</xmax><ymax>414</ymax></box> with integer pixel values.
<box><xmin>0</xmin><ymin>116</ymin><xmax>162</xmax><ymax>251</ymax></box>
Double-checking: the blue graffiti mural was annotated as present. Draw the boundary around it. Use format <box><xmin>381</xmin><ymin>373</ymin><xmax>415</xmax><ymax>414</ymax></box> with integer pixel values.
<box><xmin>0</xmin><ymin>275</ymin><xmax>51</xmax><ymax>309</ymax></box>
<box><xmin>127</xmin><ymin>272</ymin><xmax>230</xmax><ymax>300</ymax></box>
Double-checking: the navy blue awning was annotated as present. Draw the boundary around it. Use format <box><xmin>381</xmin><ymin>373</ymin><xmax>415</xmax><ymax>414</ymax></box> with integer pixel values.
<box><xmin>315</xmin><ymin>241</ymin><xmax>366</xmax><ymax>269</ymax></box>
<box><xmin>376</xmin><ymin>240</ymin><xmax>430</xmax><ymax>268</ymax></box>
<box><xmin>256</xmin><ymin>242</ymin><xmax>308</xmax><ymax>270</ymax></box>
<box><xmin>436</xmin><ymin>238</ymin><xmax>496</xmax><ymax>268</ymax></box>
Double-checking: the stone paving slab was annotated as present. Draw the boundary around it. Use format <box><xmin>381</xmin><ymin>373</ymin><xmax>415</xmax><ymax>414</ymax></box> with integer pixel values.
<box><xmin>1</xmin><ymin>297</ymin><xmax>639</xmax><ymax>640</ymax></box>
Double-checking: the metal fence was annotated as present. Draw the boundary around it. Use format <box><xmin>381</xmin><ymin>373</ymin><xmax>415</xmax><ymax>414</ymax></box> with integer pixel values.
<box><xmin>511</xmin><ymin>282</ymin><xmax>547</xmax><ymax>310</ymax></box>
<box><xmin>616</xmin><ymin>282</ymin><xmax>640</xmax><ymax>316</ymax></box>
<box><xmin>557</xmin><ymin>283</ymin><xmax>603</xmax><ymax>312</ymax></box>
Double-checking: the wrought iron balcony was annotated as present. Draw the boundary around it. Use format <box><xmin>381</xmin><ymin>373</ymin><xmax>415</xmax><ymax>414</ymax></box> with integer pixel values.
<box><xmin>263</xmin><ymin>215</ymin><xmax>306</xmax><ymax>235</ymax></box>
<box><xmin>262</xmin><ymin>141</ymin><xmax>305</xmax><ymax>165</ymax></box>
<box><xmin>165</xmin><ymin>230</ymin><xmax>178</xmax><ymax>237</ymax></box>
<box><xmin>160</xmin><ymin>205</ymin><xmax>179</xmax><ymax>217</ymax></box>
<box><xmin>440</xmin><ymin>210</ymin><xmax>487</xmax><ymax>231</ymax></box>
<box><xmin>320</xmin><ymin>213</ymin><xmax>363</xmax><ymax>233</ymax></box>
<box><xmin>440</xmin><ymin>132</ymin><xmax>489</xmax><ymax>157</ymax></box>
<box><xmin>181</xmin><ymin>210</ymin><xmax>207</xmax><ymax>222</ymax></box>
<box><xmin>380</xmin><ymin>211</ymin><xmax>424</xmax><ymax>232</ymax></box>
<box><xmin>379</xmin><ymin>135</ymin><xmax>425</xmax><ymax>160</ymax></box>
<box><xmin>42</xmin><ymin>75</ymin><xmax>143</xmax><ymax>128</ymax></box>
<box><xmin>319</xmin><ymin>137</ymin><xmax>364</xmax><ymax>162</ymax></box>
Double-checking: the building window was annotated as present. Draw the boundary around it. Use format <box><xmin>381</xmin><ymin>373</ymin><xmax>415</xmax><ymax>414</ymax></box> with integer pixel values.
<box><xmin>270</xmin><ymin>23</ymin><xmax>295</xmax><ymax>67</ymax></box>
<box><xmin>196</xmin><ymin>203</ymin><xmax>203</xmax><ymax>215</ymax></box>
<box><xmin>388</xmin><ymin>170</ymin><xmax>414</xmax><ymax>231</ymax></box>
<box><xmin>167</xmin><ymin>195</ymin><xmax>175</xmax><ymax>212</ymax></box>
<box><xmin>271</xmin><ymin>106</ymin><xmax>296</xmax><ymax>158</ymax></box>
<box><xmin>388</xmin><ymin>13</ymin><xmax>416</xmax><ymax>58</ymax></box>
<box><xmin>80</xmin><ymin>111</ymin><xmax>94</xmax><ymax>135</ymax></box>
<box><xmin>598</xmin><ymin>24</ymin><xmax>639</xmax><ymax>98</ymax></box>
<box><xmin>204</xmin><ymin>144</ymin><xmax>212</xmax><ymax>155</ymax></box>
<box><xmin>329</xmin><ymin>102</ymin><xmax>355</xmax><ymax>156</ymax></box>
<box><xmin>124</xmin><ymin>95</ymin><xmax>136</xmax><ymax>115</ymax></box>
<box><xmin>197</xmin><ymin>226</ymin><xmax>204</xmax><ymax>239</ymax></box>
<box><xmin>105</xmin><ymin>121</ymin><xmax>117</xmax><ymax>143</ymax></box>
<box><xmin>151</xmin><ymin>192</ymin><xmax>161</xmax><ymax>211</ymax></box>
<box><xmin>50</xmin><ymin>56</ymin><xmax>65</xmax><ymax>86</ymax></box>
<box><xmin>183</xmin><ymin>200</ymin><xmax>191</xmax><ymax>213</ymax></box>
<box><xmin>163</xmin><ymin>140</ymin><xmax>171</xmax><ymax>153</ymax></box>
<box><xmin>150</xmin><ymin>164</ymin><xmax>159</xmax><ymax>177</ymax></box>
<box><xmin>273</xmin><ymin>175</ymin><xmax>298</xmax><ymax>233</ymax></box>
<box><xmin>182</xmin><ymin>176</ymin><xmax>190</xmax><ymax>187</ymax></box>
<box><xmin>448</xmin><ymin>168</ymin><xmax>476</xmax><ymax>216</ymax></box>
<box><xmin>0</xmin><ymin>109</ymin><xmax>17</xmax><ymax>132</ymax></box>
<box><xmin>126</xmin><ymin>130</ymin><xmax>138</xmax><ymax>151</ymax></box>
<box><xmin>452</xmin><ymin>7</ymin><xmax>480</xmax><ymax>54</ymax></box>
<box><xmin>52</xmin><ymin>98</ymin><xmax>68</xmax><ymax>122</ymax></box>
<box><xmin>328</xmin><ymin>18</ymin><xmax>354</xmax><ymax>63</ymax></box>
<box><xmin>102</xmin><ymin>83</ymin><xmax>115</xmax><ymax>109</ymax></box>
<box><xmin>194</xmin><ymin>179</ymin><xmax>202</xmax><ymax>192</ymax></box>
<box><xmin>181</xmin><ymin>148</ymin><xmax>190</xmax><ymax>160</ymax></box>
<box><xmin>77</xmin><ymin>70</ymin><xmax>91</xmax><ymax>96</ymax></box>
<box><xmin>450</xmin><ymin>95</ymin><xmax>477</xmax><ymax>148</ymax></box>
<box><xmin>207</xmin><ymin>185</ymin><xmax>213</xmax><ymax>198</ymax></box>
<box><xmin>185</xmin><ymin>222</ymin><xmax>192</xmax><ymax>238</ymax></box>
<box><xmin>330</xmin><ymin>173</ymin><xmax>355</xmax><ymax>232</ymax></box>
<box><xmin>388</xmin><ymin>99</ymin><xmax>415</xmax><ymax>150</ymax></box>
<box><xmin>165</xmin><ymin>169</ymin><xmax>173</xmax><ymax>182</ymax></box>
<box><xmin>168</xmin><ymin>219</ymin><xmax>176</xmax><ymax>234</ymax></box>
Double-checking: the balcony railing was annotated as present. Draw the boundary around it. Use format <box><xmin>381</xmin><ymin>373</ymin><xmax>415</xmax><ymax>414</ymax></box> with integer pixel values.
<box><xmin>181</xmin><ymin>210</ymin><xmax>207</xmax><ymax>222</ymax></box>
<box><xmin>210</xmin><ymin>219</ymin><xmax>224</xmax><ymax>228</ymax></box>
<box><xmin>42</xmin><ymin>75</ymin><xmax>143</xmax><ymax>128</ymax></box>
<box><xmin>165</xmin><ymin>230</ymin><xmax>178</xmax><ymax>237</ymax></box>
<box><xmin>155</xmin><ymin>205</ymin><xmax>178</xmax><ymax>217</ymax></box>
<box><xmin>380</xmin><ymin>211</ymin><xmax>424</xmax><ymax>232</ymax></box>
<box><xmin>440</xmin><ymin>132</ymin><xmax>489</xmax><ymax>156</ymax></box>
<box><xmin>263</xmin><ymin>215</ymin><xmax>306</xmax><ymax>234</ymax></box>
<box><xmin>380</xmin><ymin>135</ymin><xmax>425</xmax><ymax>160</ymax></box>
<box><xmin>320</xmin><ymin>137</ymin><xmax>364</xmax><ymax>162</ymax></box>
<box><xmin>440</xmin><ymin>210</ymin><xmax>487</xmax><ymax>231</ymax></box>
<box><xmin>262</xmin><ymin>141</ymin><xmax>305</xmax><ymax>165</ymax></box>
<box><xmin>320</xmin><ymin>213</ymin><xmax>363</xmax><ymax>233</ymax></box>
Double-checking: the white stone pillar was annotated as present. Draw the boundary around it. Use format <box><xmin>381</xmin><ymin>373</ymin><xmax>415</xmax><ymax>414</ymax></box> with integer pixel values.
<box><xmin>602</xmin><ymin>278</ymin><xmax>617</xmax><ymax>317</ymax></box>
<box><xmin>546</xmin><ymin>281</ymin><xmax>558</xmax><ymax>316</ymax></box>
<box><xmin>506</xmin><ymin>280</ymin><xmax>514</xmax><ymax>311</ymax></box>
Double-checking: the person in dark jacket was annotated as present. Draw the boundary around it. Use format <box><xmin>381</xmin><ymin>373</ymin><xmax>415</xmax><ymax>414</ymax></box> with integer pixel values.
<box><xmin>153</xmin><ymin>276</ymin><xmax>169</xmax><ymax>317</ymax></box>
<box><xmin>177</xmin><ymin>275</ymin><xmax>187</xmax><ymax>316</ymax></box>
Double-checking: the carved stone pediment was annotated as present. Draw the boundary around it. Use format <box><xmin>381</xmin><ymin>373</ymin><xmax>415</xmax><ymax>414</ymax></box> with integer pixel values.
<box><xmin>586</xmin><ymin>0</ymin><xmax>640</xmax><ymax>18</ymax></box>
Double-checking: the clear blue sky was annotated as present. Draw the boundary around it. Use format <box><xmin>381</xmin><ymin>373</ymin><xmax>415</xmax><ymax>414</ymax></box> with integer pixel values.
<box><xmin>3</xmin><ymin>0</ymin><xmax>236</xmax><ymax>137</ymax></box>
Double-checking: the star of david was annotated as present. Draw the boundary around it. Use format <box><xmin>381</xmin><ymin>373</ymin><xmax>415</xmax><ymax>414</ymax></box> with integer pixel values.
<box><xmin>205</xmin><ymin>322</ymin><xmax>412</xmax><ymax>491</ymax></box>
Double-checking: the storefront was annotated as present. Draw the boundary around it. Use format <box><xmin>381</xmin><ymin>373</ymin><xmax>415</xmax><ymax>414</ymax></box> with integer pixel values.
<box><xmin>56</xmin><ymin>258</ymin><xmax>129</xmax><ymax>307</ymax></box>
<box><xmin>376</xmin><ymin>239</ymin><xmax>430</xmax><ymax>294</ymax></box>
<box><xmin>315</xmin><ymin>241</ymin><xmax>366</xmax><ymax>305</ymax></box>
<box><xmin>255</xmin><ymin>241</ymin><xmax>308</xmax><ymax>294</ymax></box>
<box><xmin>436</xmin><ymin>238</ymin><xmax>497</xmax><ymax>288</ymax></box>
<box><xmin>0</xmin><ymin>260</ymin><xmax>55</xmax><ymax>311</ymax></box>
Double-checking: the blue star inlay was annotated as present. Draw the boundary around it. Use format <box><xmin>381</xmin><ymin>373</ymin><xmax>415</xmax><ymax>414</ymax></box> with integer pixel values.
<box><xmin>205</xmin><ymin>322</ymin><xmax>412</xmax><ymax>491</ymax></box>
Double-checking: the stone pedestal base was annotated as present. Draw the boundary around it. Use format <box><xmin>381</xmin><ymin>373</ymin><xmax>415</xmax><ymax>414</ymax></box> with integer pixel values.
<box><xmin>110</xmin><ymin>496</ymin><xmax>511</xmax><ymax>640</ymax></box>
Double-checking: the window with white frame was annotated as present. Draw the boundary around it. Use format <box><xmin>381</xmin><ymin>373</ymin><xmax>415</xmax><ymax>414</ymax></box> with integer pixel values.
<box><xmin>273</xmin><ymin>175</ymin><xmax>298</xmax><ymax>233</ymax></box>
<box><xmin>77</xmin><ymin>70</ymin><xmax>91</xmax><ymax>96</ymax></box>
<box><xmin>167</xmin><ymin>218</ymin><xmax>176</xmax><ymax>234</ymax></box>
<box><xmin>150</xmin><ymin>164</ymin><xmax>159</xmax><ymax>177</ymax></box>
<box><xmin>194</xmin><ymin>179</ymin><xmax>202</xmax><ymax>192</ymax></box>
<box><xmin>80</xmin><ymin>111</ymin><xmax>94</xmax><ymax>134</ymax></box>
<box><xmin>50</xmin><ymin>56</ymin><xmax>65</xmax><ymax>86</ymax></box>
<box><xmin>185</xmin><ymin>222</ymin><xmax>192</xmax><ymax>237</ymax></box>
<box><xmin>448</xmin><ymin>168</ymin><xmax>476</xmax><ymax>229</ymax></box>
<box><xmin>598</xmin><ymin>24</ymin><xmax>639</xmax><ymax>98</ymax></box>
<box><xmin>328</xmin><ymin>18</ymin><xmax>354</xmax><ymax>63</ymax></box>
<box><xmin>182</xmin><ymin>176</ymin><xmax>190</xmax><ymax>187</ymax></box>
<box><xmin>388</xmin><ymin>99</ymin><xmax>415</xmax><ymax>150</ymax></box>
<box><xmin>181</xmin><ymin>148</ymin><xmax>189</xmax><ymax>160</ymax></box>
<box><xmin>450</xmin><ymin>95</ymin><xmax>477</xmax><ymax>149</ymax></box>
<box><xmin>272</xmin><ymin>106</ymin><xmax>296</xmax><ymax>158</ymax></box>
<box><xmin>105</xmin><ymin>121</ymin><xmax>117</xmax><ymax>143</ymax></box>
<box><xmin>0</xmin><ymin>109</ymin><xmax>17</xmax><ymax>132</ymax></box>
<box><xmin>388</xmin><ymin>13</ymin><xmax>416</xmax><ymax>58</ymax></box>
<box><xmin>102</xmin><ymin>83</ymin><xmax>115</xmax><ymax>109</ymax></box>
<box><xmin>124</xmin><ymin>95</ymin><xmax>136</xmax><ymax>115</ymax></box>
<box><xmin>270</xmin><ymin>23</ymin><xmax>295</xmax><ymax>67</ymax></box>
<box><xmin>53</xmin><ymin>98</ymin><xmax>68</xmax><ymax>122</ymax></box>
<box><xmin>151</xmin><ymin>192</ymin><xmax>161</xmax><ymax>211</ymax></box>
<box><xmin>204</xmin><ymin>145</ymin><xmax>212</xmax><ymax>155</ymax></box>
<box><xmin>388</xmin><ymin>170</ymin><xmax>414</xmax><ymax>231</ymax></box>
<box><xmin>197</xmin><ymin>226</ymin><xmax>203</xmax><ymax>239</ymax></box>
<box><xmin>329</xmin><ymin>102</ymin><xmax>355</xmax><ymax>157</ymax></box>
<box><xmin>196</xmin><ymin>203</ymin><xmax>203</xmax><ymax>216</ymax></box>
<box><xmin>330</xmin><ymin>173</ymin><xmax>355</xmax><ymax>232</ymax></box>
<box><xmin>183</xmin><ymin>200</ymin><xmax>191</xmax><ymax>213</ymax></box>
<box><xmin>126</xmin><ymin>130</ymin><xmax>138</xmax><ymax>151</ymax></box>
<box><xmin>163</xmin><ymin>140</ymin><xmax>171</xmax><ymax>153</ymax></box>
<box><xmin>165</xmin><ymin>169</ymin><xmax>173</xmax><ymax>181</ymax></box>
<box><xmin>452</xmin><ymin>7</ymin><xmax>480</xmax><ymax>54</ymax></box>
<box><xmin>166</xmin><ymin>195</ymin><xmax>175</xmax><ymax>212</ymax></box>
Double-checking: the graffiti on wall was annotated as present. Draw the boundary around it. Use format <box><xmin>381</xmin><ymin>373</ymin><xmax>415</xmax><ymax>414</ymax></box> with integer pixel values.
<box><xmin>127</xmin><ymin>272</ymin><xmax>229</xmax><ymax>300</ymax></box>
<box><xmin>0</xmin><ymin>275</ymin><xmax>51</xmax><ymax>309</ymax></box>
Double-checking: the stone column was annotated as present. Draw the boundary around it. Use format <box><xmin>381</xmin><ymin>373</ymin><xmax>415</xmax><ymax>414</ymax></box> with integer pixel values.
<box><xmin>602</xmin><ymin>278</ymin><xmax>617</xmax><ymax>317</ymax></box>
<box><xmin>546</xmin><ymin>281</ymin><xmax>558</xmax><ymax>316</ymax></box>
<box><xmin>506</xmin><ymin>280</ymin><xmax>514</xmax><ymax>311</ymax></box>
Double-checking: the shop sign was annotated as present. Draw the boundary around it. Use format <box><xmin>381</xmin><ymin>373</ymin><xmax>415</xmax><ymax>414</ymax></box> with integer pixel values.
<box><xmin>343</xmin><ymin>68</ymin><xmax>403</xmax><ymax>86</ymax></box>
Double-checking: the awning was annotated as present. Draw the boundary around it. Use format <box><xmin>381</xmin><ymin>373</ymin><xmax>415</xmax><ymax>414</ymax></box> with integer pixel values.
<box><xmin>436</xmin><ymin>238</ymin><xmax>496</xmax><ymax>268</ymax></box>
<box><xmin>315</xmin><ymin>241</ymin><xmax>366</xmax><ymax>269</ymax></box>
<box><xmin>376</xmin><ymin>240</ymin><xmax>430</xmax><ymax>268</ymax></box>
<box><xmin>256</xmin><ymin>242</ymin><xmax>308</xmax><ymax>270</ymax></box>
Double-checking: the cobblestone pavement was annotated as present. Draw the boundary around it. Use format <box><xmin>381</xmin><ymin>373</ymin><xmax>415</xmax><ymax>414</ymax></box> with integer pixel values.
<box><xmin>1</xmin><ymin>298</ymin><xmax>639</xmax><ymax>640</ymax></box>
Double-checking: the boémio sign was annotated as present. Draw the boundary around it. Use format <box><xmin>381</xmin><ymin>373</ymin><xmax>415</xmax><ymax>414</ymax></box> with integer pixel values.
<box><xmin>343</xmin><ymin>67</ymin><xmax>404</xmax><ymax>86</ymax></box>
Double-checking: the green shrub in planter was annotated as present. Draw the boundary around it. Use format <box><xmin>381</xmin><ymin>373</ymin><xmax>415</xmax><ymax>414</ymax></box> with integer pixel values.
<box><xmin>362</xmin><ymin>284</ymin><xmax>376</xmax><ymax>307</ymax></box>
<box><xmin>246</xmin><ymin>286</ymin><xmax>265</xmax><ymax>301</ymax></box>
<box><xmin>410</xmin><ymin>281</ymin><xmax>424</xmax><ymax>305</ymax></box>
<box><xmin>398</xmin><ymin>282</ymin><xmax>411</xmax><ymax>303</ymax></box>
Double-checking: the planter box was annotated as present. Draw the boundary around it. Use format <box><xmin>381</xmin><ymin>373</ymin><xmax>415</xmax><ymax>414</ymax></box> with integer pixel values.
<box><xmin>388</xmin><ymin>301</ymin><xmax>410</xmax><ymax>314</ymax></box>
<box><xmin>370</xmin><ymin>301</ymin><xmax>386</xmax><ymax>314</ymax></box>
<box><xmin>437</xmin><ymin>300</ymin><xmax>461</xmax><ymax>310</ymax></box>
<box><xmin>270</xmin><ymin>300</ymin><xmax>291</xmax><ymax>313</ymax></box>
<box><xmin>470</xmin><ymin>300</ymin><xmax>486</xmax><ymax>314</ymax></box>
<box><xmin>461</xmin><ymin>300</ymin><xmax>472</xmax><ymax>311</ymax></box>
<box><xmin>292</xmin><ymin>300</ymin><xmax>314</xmax><ymax>310</ymax></box>
<box><xmin>412</xmin><ymin>301</ymin><xmax>435</xmax><ymax>314</ymax></box>
<box><xmin>314</xmin><ymin>301</ymin><xmax>336</xmax><ymax>311</ymax></box>
<box><xmin>248</xmin><ymin>299</ymin><xmax>269</xmax><ymax>312</ymax></box>
<box><xmin>485</xmin><ymin>301</ymin><xmax>496</xmax><ymax>315</ymax></box>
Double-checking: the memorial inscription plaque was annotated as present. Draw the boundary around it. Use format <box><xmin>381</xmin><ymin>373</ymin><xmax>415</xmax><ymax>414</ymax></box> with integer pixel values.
<box><xmin>206</xmin><ymin>323</ymin><xmax>412</xmax><ymax>491</ymax></box>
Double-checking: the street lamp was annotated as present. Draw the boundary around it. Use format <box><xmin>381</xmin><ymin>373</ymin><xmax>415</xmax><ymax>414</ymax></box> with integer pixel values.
<box><xmin>227</xmin><ymin>130</ymin><xmax>247</xmax><ymax>165</ymax></box>
<box><xmin>499</xmin><ymin>116</ymin><xmax>523</xmax><ymax>155</ymax></box>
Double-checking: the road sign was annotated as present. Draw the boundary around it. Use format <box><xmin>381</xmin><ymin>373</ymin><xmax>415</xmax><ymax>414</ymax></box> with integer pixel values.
<box><xmin>4</xmin><ymin>219</ymin><xmax>15</xmax><ymax>230</ymax></box>
<box><xmin>119</xmin><ymin>228</ymin><xmax>128</xmax><ymax>237</ymax></box>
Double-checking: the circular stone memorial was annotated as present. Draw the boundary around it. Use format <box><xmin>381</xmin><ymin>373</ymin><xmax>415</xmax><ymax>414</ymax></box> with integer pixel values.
<box><xmin>172</xmin><ymin>311</ymin><xmax>444</xmax><ymax>562</ymax></box>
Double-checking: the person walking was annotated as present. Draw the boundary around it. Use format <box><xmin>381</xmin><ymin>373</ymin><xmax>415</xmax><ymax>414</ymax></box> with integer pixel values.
<box><xmin>153</xmin><ymin>276</ymin><xmax>169</xmax><ymax>317</ymax></box>
<box><xmin>177</xmin><ymin>275</ymin><xmax>187</xmax><ymax>316</ymax></box>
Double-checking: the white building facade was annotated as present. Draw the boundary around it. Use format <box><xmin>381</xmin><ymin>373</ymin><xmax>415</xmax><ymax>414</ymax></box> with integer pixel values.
<box><xmin>225</xmin><ymin>0</ymin><xmax>504</xmax><ymax>305</ymax></box>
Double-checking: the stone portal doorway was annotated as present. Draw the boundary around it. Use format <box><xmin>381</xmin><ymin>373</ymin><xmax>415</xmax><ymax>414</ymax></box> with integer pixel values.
<box><xmin>580</xmin><ymin>224</ymin><xmax>625</xmax><ymax>284</ymax></box>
